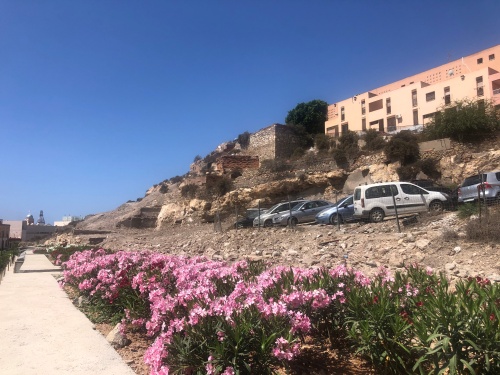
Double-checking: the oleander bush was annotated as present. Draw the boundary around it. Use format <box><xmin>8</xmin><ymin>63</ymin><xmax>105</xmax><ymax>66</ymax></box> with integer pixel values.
<box><xmin>60</xmin><ymin>250</ymin><xmax>500</xmax><ymax>375</ymax></box>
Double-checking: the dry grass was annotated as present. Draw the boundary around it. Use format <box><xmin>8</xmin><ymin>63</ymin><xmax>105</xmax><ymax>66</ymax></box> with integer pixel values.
<box><xmin>465</xmin><ymin>208</ymin><xmax>500</xmax><ymax>242</ymax></box>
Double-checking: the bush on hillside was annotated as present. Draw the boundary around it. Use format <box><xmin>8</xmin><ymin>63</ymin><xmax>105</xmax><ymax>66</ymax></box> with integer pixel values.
<box><xmin>362</xmin><ymin>129</ymin><xmax>386</xmax><ymax>151</ymax></box>
<box><xmin>169</xmin><ymin>175</ymin><xmax>184</xmax><ymax>184</ymax></box>
<box><xmin>291</xmin><ymin>147</ymin><xmax>306</xmax><ymax>160</ymax></box>
<box><xmin>260</xmin><ymin>159</ymin><xmax>292</xmax><ymax>173</ymax></box>
<box><xmin>208</xmin><ymin>178</ymin><xmax>233</xmax><ymax>197</ymax></box>
<box><xmin>338</xmin><ymin>130</ymin><xmax>359</xmax><ymax>160</ymax></box>
<box><xmin>396</xmin><ymin>157</ymin><xmax>441</xmax><ymax>181</ymax></box>
<box><xmin>314</xmin><ymin>133</ymin><xmax>332</xmax><ymax>151</ymax></box>
<box><xmin>332</xmin><ymin>148</ymin><xmax>348</xmax><ymax>169</ymax></box>
<box><xmin>384</xmin><ymin>131</ymin><xmax>420</xmax><ymax>165</ymax></box>
<box><xmin>181</xmin><ymin>183</ymin><xmax>199</xmax><ymax>198</ymax></box>
<box><xmin>237</xmin><ymin>131</ymin><xmax>251</xmax><ymax>149</ymax></box>
<box><xmin>465</xmin><ymin>209</ymin><xmax>500</xmax><ymax>241</ymax></box>
<box><xmin>422</xmin><ymin>98</ymin><xmax>500</xmax><ymax>143</ymax></box>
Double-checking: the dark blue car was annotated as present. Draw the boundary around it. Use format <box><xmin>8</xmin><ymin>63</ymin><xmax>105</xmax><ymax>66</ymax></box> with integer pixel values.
<box><xmin>315</xmin><ymin>195</ymin><xmax>355</xmax><ymax>224</ymax></box>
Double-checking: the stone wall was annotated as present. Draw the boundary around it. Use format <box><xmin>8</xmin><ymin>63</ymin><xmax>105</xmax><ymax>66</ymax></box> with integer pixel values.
<box><xmin>419</xmin><ymin>138</ymin><xmax>451</xmax><ymax>152</ymax></box>
<box><xmin>247</xmin><ymin>125</ymin><xmax>277</xmax><ymax>160</ymax></box>
<box><xmin>215</xmin><ymin>155</ymin><xmax>259</xmax><ymax>172</ymax></box>
<box><xmin>247</xmin><ymin>124</ymin><xmax>303</xmax><ymax>161</ymax></box>
<box><xmin>274</xmin><ymin>124</ymin><xmax>304</xmax><ymax>159</ymax></box>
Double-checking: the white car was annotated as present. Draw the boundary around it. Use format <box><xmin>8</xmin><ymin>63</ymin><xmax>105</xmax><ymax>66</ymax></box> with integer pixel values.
<box><xmin>353</xmin><ymin>182</ymin><xmax>448</xmax><ymax>223</ymax></box>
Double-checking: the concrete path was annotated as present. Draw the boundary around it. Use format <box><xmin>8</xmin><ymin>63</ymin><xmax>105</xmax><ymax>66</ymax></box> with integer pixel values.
<box><xmin>0</xmin><ymin>249</ymin><xmax>136</xmax><ymax>375</ymax></box>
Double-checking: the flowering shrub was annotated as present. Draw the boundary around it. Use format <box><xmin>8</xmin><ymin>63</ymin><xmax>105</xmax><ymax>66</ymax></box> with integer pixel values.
<box><xmin>60</xmin><ymin>250</ymin><xmax>500</xmax><ymax>375</ymax></box>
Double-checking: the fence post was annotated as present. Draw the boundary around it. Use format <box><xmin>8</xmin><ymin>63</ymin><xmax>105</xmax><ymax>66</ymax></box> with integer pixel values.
<box><xmin>288</xmin><ymin>195</ymin><xmax>295</xmax><ymax>228</ymax></box>
<box><xmin>336</xmin><ymin>191</ymin><xmax>340</xmax><ymax>231</ymax></box>
<box><xmin>478</xmin><ymin>171</ymin><xmax>482</xmax><ymax>223</ymax></box>
<box><xmin>258</xmin><ymin>200</ymin><xmax>261</xmax><ymax>230</ymax></box>
<box><xmin>235</xmin><ymin>204</ymin><xmax>238</xmax><ymax>232</ymax></box>
<box><xmin>390</xmin><ymin>186</ymin><xmax>401</xmax><ymax>233</ymax></box>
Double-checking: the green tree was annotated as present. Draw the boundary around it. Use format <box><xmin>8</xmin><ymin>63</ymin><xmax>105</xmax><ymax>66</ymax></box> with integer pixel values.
<box><xmin>362</xmin><ymin>129</ymin><xmax>386</xmax><ymax>151</ymax></box>
<box><xmin>285</xmin><ymin>99</ymin><xmax>328</xmax><ymax>135</ymax></box>
<box><xmin>331</xmin><ymin>130</ymin><xmax>359</xmax><ymax>168</ymax></box>
<box><xmin>314</xmin><ymin>133</ymin><xmax>331</xmax><ymax>151</ymax></box>
<box><xmin>384</xmin><ymin>130</ymin><xmax>420</xmax><ymax>166</ymax></box>
<box><xmin>423</xmin><ymin>98</ymin><xmax>500</xmax><ymax>142</ymax></box>
<box><xmin>338</xmin><ymin>130</ymin><xmax>359</xmax><ymax>160</ymax></box>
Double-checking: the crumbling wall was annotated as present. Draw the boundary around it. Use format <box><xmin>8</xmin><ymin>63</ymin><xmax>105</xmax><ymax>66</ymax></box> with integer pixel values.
<box><xmin>215</xmin><ymin>155</ymin><xmax>259</xmax><ymax>172</ymax></box>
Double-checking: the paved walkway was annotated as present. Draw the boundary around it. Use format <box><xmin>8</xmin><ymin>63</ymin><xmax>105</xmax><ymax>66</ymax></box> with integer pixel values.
<box><xmin>0</xmin><ymin>249</ymin><xmax>136</xmax><ymax>375</ymax></box>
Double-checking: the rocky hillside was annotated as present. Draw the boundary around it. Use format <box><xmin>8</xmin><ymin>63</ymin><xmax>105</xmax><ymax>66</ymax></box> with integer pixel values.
<box><xmin>77</xmin><ymin>136</ymin><xmax>500</xmax><ymax>230</ymax></box>
<box><xmin>43</xmin><ymin>136</ymin><xmax>500</xmax><ymax>285</ymax></box>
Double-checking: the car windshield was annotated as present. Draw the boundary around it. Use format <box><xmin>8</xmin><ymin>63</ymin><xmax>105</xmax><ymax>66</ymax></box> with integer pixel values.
<box><xmin>246</xmin><ymin>210</ymin><xmax>265</xmax><ymax>219</ymax></box>
<box><xmin>268</xmin><ymin>202</ymin><xmax>299</xmax><ymax>214</ymax></box>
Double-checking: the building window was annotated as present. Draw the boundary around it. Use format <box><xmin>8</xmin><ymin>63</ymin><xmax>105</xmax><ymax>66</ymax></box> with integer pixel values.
<box><xmin>426</xmin><ymin>91</ymin><xmax>435</xmax><ymax>102</ymax></box>
<box><xmin>489</xmin><ymin>54</ymin><xmax>495</xmax><ymax>61</ymax></box>
<box><xmin>476</xmin><ymin>76</ymin><xmax>484</xmax><ymax>97</ymax></box>
<box><xmin>369</xmin><ymin>99</ymin><xmax>383</xmax><ymax>112</ymax></box>
<box><xmin>387</xmin><ymin>116</ymin><xmax>396</xmax><ymax>132</ymax></box>
<box><xmin>411</xmin><ymin>89</ymin><xmax>417</xmax><ymax>107</ymax></box>
<box><xmin>362</xmin><ymin>118</ymin><xmax>366</xmax><ymax>131</ymax></box>
<box><xmin>477</xmin><ymin>57</ymin><xmax>483</xmax><ymax>64</ymax></box>
<box><xmin>444</xmin><ymin>86</ymin><xmax>451</xmax><ymax>105</ymax></box>
<box><xmin>361</xmin><ymin>99</ymin><xmax>366</xmax><ymax>115</ymax></box>
<box><xmin>340</xmin><ymin>106</ymin><xmax>345</xmax><ymax>121</ymax></box>
<box><xmin>341</xmin><ymin>123</ymin><xmax>349</xmax><ymax>134</ymax></box>
<box><xmin>423</xmin><ymin>112</ymin><xmax>436</xmax><ymax>125</ymax></box>
<box><xmin>326</xmin><ymin>125</ymin><xmax>339</xmax><ymax>138</ymax></box>
<box><xmin>413</xmin><ymin>109</ymin><xmax>419</xmax><ymax>125</ymax></box>
<box><xmin>386</xmin><ymin>98</ymin><xmax>391</xmax><ymax>115</ymax></box>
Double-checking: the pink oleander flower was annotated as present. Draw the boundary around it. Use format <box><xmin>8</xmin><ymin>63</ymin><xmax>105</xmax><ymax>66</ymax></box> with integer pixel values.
<box><xmin>222</xmin><ymin>366</ymin><xmax>235</xmax><ymax>375</ymax></box>
<box><xmin>272</xmin><ymin>337</ymin><xmax>300</xmax><ymax>361</ymax></box>
<box><xmin>289</xmin><ymin>311</ymin><xmax>311</xmax><ymax>334</ymax></box>
<box><xmin>206</xmin><ymin>356</ymin><xmax>216</xmax><ymax>375</ymax></box>
<box><xmin>217</xmin><ymin>330</ymin><xmax>225</xmax><ymax>342</ymax></box>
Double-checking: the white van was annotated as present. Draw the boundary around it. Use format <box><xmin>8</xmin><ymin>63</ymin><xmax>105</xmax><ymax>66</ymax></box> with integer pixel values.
<box><xmin>352</xmin><ymin>182</ymin><xmax>448</xmax><ymax>222</ymax></box>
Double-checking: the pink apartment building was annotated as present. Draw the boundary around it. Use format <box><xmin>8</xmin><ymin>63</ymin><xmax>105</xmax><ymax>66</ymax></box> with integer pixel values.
<box><xmin>325</xmin><ymin>44</ymin><xmax>500</xmax><ymax>137</ymax></box>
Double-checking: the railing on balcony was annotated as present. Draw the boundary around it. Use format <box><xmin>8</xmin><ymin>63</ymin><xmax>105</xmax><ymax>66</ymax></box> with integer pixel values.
<box><xmin>493</xmin><ymin>88</ymin><xmax>500</xmax><ymax>95</ymax></box>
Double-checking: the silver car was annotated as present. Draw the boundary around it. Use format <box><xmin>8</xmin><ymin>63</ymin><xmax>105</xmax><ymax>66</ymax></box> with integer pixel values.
<box><xmin>253</xmin><ymin>200</ymin><xmax>306</xmax><ymax>227</ymax></box>
<box><xmin>457</xmin><ymin>171</ymin><xmax>500</xmax><ymax>204</ymax></box>
<box><xmin>273</xmin><ymin>200</ymin><xmax>334</xmax><ymax>226</ymax></box>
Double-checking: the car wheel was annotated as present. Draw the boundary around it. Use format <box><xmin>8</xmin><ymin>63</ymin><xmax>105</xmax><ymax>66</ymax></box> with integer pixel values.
<box><xmin>429</xmin><ymin>200</ymin><xmax>444</xmax><ymax>212</ymax></box>
<box><xmin>329</xmin><ymin>214</ymin><xmax>342</xmax><ymax>225</ymax></box>
<box><xmin>289</xmin><ymin>217</ymin><xmax>298</xmax><ymax>226</ymax></box>
<box><xmin>263</xmin><ymin>220</ymin><xmax>273</xmax><ymax>227</ymax></box>
<box><xmin>369</xmin><ymin>208</ymin><xmax>385</xmax><ymax>223</ymax></box>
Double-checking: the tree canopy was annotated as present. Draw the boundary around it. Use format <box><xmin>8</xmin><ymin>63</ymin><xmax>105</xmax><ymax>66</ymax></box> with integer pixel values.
<box><xmin>384</xmin><ymin>130</ymin><xmax>420</xmax><ymax>166</ymax></box>
<box><xmin>423</xmin><ymin>98</ymin><xmax>500</xmax><ymax>142</ymax></box>
<box><xmin>285</xmin><ymin>99</ymin><xmax>328</xmax><ymax>135</ymax></box>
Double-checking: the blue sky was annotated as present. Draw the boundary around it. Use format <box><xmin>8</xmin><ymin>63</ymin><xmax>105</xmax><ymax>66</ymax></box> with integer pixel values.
<box><xmin>1</xmin><ymin>1</ymin><xmax>499</xmax><ymax>225</ymax></box>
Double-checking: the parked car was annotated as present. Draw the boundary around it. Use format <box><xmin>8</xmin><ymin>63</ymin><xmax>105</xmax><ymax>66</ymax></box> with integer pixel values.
<box><xmin>353</xmin><ymin>182</ymin><xmax>448</xmax><ymax>223</ymax></box>
<box><xmin>273</xmin><ymin>200</ymin><xmax>334</xmax><ymax>226</ymax></box>
<box><xmin>253</xmin><ymin>199</ymin><xmax>306</xmax><ymax>227</ymax></box>
<box><xmin>411</xmin><ymin>180</ymin><xmax>456</xmax><ymax>209</ymax></box>
<box><xmin>315</xmin><ymin>195</ymin><xmax>355</xmax><ymax>225</ymax></box>
<box><xmin>234</xmin><ymin>208</ymin><xmax>267</xmax><ymax>228</ymax></box>
<box><xmin>457</xmin><ymin>171</ymin><xmax>500</xmax><ymax>204</ymax></box>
